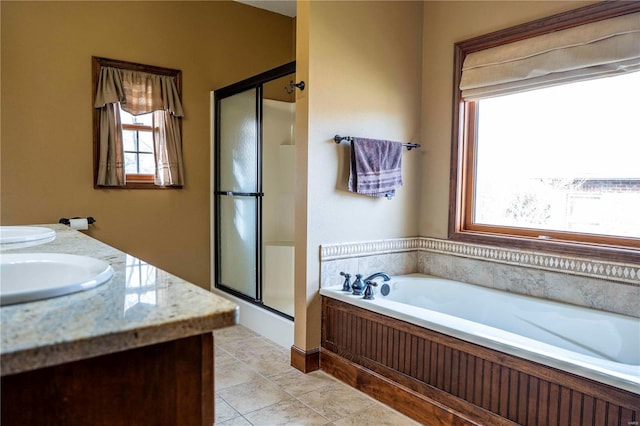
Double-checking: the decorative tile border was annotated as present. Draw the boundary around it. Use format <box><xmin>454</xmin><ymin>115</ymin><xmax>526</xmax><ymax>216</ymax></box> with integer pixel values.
<box><xmin>320</xmin><ymin>237</ymin><xmax>640</xmax><ymax>285</ymax></box>
<box><xmin>321</xmin><ymin>238</ymin><xmax>419</xmax><ymax>260</ymax></box>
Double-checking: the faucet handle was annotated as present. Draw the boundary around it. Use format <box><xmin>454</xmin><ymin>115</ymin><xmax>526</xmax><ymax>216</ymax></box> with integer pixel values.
<box><xmin>339</xmin><ymin>272</ymin><xmax>352</xmax><ymax>292</ymax></box>
<box><xmin>363</xmin><ymin>280</ymin><xmax>378</xmax><ymax>300</ymax></box>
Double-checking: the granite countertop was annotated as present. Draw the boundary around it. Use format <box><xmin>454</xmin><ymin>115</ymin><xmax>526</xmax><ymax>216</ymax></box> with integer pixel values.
<box><xmin>0</xmin><ymin>224</ymin><xmax>238</xmax><ymax>376</ymax></box>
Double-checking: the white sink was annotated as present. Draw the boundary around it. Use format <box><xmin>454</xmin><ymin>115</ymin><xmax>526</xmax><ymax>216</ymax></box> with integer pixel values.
<box><xmin>0</xmin><ymin>226</ymin><xmax>56</xmax><ymax>244</ymax></box>
<box><xmin>0</xmin><ymin>253</ymin><xmax>113</xmax><ymax>306</ymax></box>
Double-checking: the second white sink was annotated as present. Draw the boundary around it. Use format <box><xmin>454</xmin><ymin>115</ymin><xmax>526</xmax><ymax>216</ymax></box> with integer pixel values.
<box><xmin>0</xmin><ymin>253</ymin><xmax>113</xmax><ymax>306</ymax></box>
<box><xmin>0</xmin><ymin>226</ymin><xmax>55</xmax><ymax>244</ymax></box>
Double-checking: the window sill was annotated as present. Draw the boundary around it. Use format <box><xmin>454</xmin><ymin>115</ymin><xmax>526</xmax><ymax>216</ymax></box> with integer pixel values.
<box><xmin>94</xmin><ymin>183</ymin><xmax>182</xmax><ymax>190</ymax></box>
<box><xmin>449</xmin><ymin>229</ymin><xmax>640</xmax><ymax>264</ymax></box>
<box><xmin>93</xmin><ymin>174</ymin><xmax>183</xmax><ymax>189</ymax></box>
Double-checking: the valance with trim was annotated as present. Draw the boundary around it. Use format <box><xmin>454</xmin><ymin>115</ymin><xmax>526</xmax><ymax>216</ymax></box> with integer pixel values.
<box><xmin>459</xmin><ymin>12</ymin><xmax>640</xmax><ymax>100</ymax></box>
<box><xmin>94</xmin><ymin>66</ymin><xmax>184</xmax><ymax>117</ymax></box>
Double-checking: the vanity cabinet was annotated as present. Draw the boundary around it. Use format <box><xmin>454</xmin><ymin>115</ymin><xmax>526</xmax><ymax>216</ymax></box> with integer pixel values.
<box><xmin>2</xmin><ymin>334</ymin><xmax>213</xmax><ymax>426</ymax></box>
<box><xmin>1</xmin><ymin>225</ymin><xmax>237</xmax><ymax>426</ymax></box>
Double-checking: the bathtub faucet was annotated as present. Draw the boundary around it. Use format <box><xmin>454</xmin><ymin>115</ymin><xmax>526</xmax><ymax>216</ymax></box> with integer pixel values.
<box><xmin>354</xmin><ymin>272</ymin><xmax>390</xmax><ymax>298</ymax></box>
<box><xmin>352</xmin><ymin>272</ymin><xmax>390</xmax><ymax>296</ymax></box>
<box><xmin>363</xmin><ymin>272</ymin><xmax>391</xmax><ymax>283</ymax></box>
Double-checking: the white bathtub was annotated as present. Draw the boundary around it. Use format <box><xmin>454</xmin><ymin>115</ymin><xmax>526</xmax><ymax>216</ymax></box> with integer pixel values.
<box><xmin>319</xmin><ymin>273</ymin><xmax>640</xmax><ymax>394</ymax></box>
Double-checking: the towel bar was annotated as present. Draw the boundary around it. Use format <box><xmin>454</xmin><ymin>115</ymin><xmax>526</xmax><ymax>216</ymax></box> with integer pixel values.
<box><xmin>334</xmin><ymin>135</ymin><xmax>420</xmax><ymax>151</ymax></box>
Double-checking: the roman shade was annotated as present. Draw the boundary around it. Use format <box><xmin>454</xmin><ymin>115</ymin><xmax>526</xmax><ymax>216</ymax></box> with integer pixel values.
<box><xmin>459</xmin><ymin>12</ymin><xmax>640</xmax><ymax>100</ymax></box>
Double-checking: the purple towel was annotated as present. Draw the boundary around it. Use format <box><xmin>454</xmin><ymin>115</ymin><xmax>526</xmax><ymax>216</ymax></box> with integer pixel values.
<box><xmin>348</xmin><ymin>137</ymin><xmax>403</xmax><ymax>198</ymax></box>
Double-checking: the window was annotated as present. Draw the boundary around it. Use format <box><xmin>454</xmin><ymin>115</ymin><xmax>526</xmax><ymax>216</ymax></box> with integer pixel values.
<box><xmin>92</xmin><ymin>57</ymin><xmax>184</xmax><ymax>189</ymax></box>
<box><xmin>121</xmin><ymin>110</ymin><xmax>154</xmax><ymax>182</ymax></box>
<box><xmin>450</xmin><ymin>2</ymin><xmax>640</xmax><ymax>261</ymax></box>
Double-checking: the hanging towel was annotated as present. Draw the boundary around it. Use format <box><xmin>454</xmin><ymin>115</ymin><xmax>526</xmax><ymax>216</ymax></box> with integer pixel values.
<box><xmin>348</xmin><ymin>137</ymin><xmax>403</xmax><ymax>198</ymax></box>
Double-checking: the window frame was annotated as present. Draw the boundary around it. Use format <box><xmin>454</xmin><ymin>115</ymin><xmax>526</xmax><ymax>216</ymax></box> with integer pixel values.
<box><xmin>92</xmin><ymin>56</ymin><xmax>182</xmax><ymax>189</ymax></box>
<box><xmin>449</xmin><ymin>1</ymin><xmax>640</xmax><ymax>263</ymax></box>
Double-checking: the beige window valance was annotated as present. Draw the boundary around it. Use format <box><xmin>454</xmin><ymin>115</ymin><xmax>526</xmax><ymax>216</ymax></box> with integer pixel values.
<box><xmin>459</xmin><ymin>12</ymin><xmax>640</xmax><ymax>100</ymax></box>
<box><xmin>94</xmin><ymin>67</ymin><xmax>184</xmax><ymax>117</ymax></box>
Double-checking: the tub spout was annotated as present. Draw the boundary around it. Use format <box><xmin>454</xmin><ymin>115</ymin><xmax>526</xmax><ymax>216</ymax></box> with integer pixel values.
<box><xmin>363</xmin><ymin>272</ymin><xmax>391</xmax><ymax>283</ymax></box>
<box><xmin>358</xmin><ymin>272</ymin><xmax>390</xmax><ymax>298</ymax></box>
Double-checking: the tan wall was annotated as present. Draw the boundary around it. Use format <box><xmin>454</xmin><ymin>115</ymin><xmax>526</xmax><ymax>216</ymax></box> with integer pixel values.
<box><xmin>295</xmin><ymin>1</ymin><xmax>424</xmax><ymax>349</ymax></box>
<box><xmin>1</xmin><ymin>1</ymin><xmax>294</xmax><ymax>288</ymax></box>
<box><xmin>2</xmin><ymin>0</ymin><xmax>600</xmax><ymax>354</ymax></box>
<box><xmin>294</xmin><ymin>0</ymin><xmax>597</xmax><ymax>351</ymax></box>
<box><xmin>419</xmin><ymin>0</ymin><xmax>595</xmax><ymax>238</ymax></box>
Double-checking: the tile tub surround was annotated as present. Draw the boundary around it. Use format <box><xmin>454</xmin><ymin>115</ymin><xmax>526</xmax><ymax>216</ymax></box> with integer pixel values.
<box><xmin>0</xmin><ymin>224</ymin><xmax>238</xmax><ymax>375</ymax></box>
<box><xmin>320</xmin><ymin>237</ymin><xmax>639</xmax><ymax>318</ymax></box>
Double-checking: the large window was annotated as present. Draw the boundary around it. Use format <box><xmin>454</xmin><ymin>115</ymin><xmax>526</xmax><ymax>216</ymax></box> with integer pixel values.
<box><xmin>450</xmin><ymin>2</ymin><xmax>640</xmax><ymax>261</ymax></box>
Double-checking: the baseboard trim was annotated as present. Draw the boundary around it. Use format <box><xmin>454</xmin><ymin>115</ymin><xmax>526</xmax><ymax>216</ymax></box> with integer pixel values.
<box><xmin>290</xmin><ymin>345</ymin><xmax>320</xmax><ymax>373</ymax></box>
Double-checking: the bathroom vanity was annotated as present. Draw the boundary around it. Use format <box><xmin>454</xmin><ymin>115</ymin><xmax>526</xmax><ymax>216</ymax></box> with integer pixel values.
<box><xmin>0</xmin><ymin>225</ymin><xmax>237</xmax><ymax>425</ymax></box>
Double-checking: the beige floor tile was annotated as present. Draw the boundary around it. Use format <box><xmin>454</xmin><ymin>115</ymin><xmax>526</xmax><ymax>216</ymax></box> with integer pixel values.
<box><xmin>215</xmin><ymin>356</ymin><xmax>265</xmax><ymax>390</ymax></box>
<box><xmin>215</xmin><ymin>346</ymin><xmax>234</xmax><ymax>361</ymax></box>
<box><xmin>235</xmin><ymin>348</ymin><xmax>292</xmax><ymax>377</ymax></box>
<box><xmin>217</xmin><ymin>377</ymin><xmax>293</xmax><ymax>415</ymax></box>
<box><xmin>213</xmin><ymin>325</ymin><xmax>414</xmax><ymax>425</ymax></box>
<box><xmin>269</xmin><ymin>369</ymin><xmax>337</xmax><ymax>396</ymax></box>
<box><xmin>332</xmin><ymin>403</ymin><xmax>420</xmax><ymax>426</ymax></box>
<box><xmin>215</xmin><ymin>394</ymin><xmax>241</xmax><ymax>424</ymax></box>
<box><xmin>222</xmin><ymin>336</ymin><xmax>284</xmax><ymax>358</ymax></box>
<box><xmin>214</xmin><ymin>325</ymin><xmax>259</xmax><ymax>346</ymax></box>
<box><xmin>217</xmin><ymin>416</ymin><xmax>252</xmax><ymax>426</ymax></box>
<box><xmin>244</xmin><ymin>399</ymin><xmax>330</xmax><ymax>425</ymax></box>
<box><xmin>297</xmin><ymin>383</ymin><xmax>377</xmax><ymax>422</ymax></box>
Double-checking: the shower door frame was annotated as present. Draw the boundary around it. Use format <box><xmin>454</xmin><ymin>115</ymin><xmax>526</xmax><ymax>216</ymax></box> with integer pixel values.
<box><xmin>213</xmin><ymin>61</ymin><xmax>296</xmax><ymax>321</ymax></box>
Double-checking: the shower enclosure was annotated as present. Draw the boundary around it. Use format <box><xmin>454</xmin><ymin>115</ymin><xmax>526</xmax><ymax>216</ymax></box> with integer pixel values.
<box><xmin>213</xmin><ymin>62</ymin><xmax>296</xmax><ymax>320</ymax></box>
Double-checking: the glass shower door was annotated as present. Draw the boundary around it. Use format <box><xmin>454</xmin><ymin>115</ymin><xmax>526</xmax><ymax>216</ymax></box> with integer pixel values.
<box><xmin>216</xmin><ymin>88</ymin><xmax>261</xmax><ymax>300</ymax></box>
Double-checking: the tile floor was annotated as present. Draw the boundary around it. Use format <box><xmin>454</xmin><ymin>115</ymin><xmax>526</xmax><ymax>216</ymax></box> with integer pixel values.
<box><xmin>213</xmin><ymin>325</ymin><xmax>421</xmax><ymax>425</ymax></box>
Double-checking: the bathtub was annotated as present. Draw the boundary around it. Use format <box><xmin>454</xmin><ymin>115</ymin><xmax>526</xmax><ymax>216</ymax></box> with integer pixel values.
<box><xmin>319</xmin><ymin>273</ymin><xmax>640</xmax><ymax>394</ymax></box>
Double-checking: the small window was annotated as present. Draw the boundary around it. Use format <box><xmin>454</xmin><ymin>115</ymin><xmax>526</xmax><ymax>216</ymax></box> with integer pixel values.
<box><xmin>92</xmin><ymin>57</ymin><xmax>184</xmax><ymax>189</ymax></box>
<box><xmin>121</xmin><ymin>109</ymin><xmax>155</xmax><ymax>182</ymax></box>
<box><xmin>450</xmin><ymin>3</ymin><xmax>640</xmax><ymax>261</ymax></box>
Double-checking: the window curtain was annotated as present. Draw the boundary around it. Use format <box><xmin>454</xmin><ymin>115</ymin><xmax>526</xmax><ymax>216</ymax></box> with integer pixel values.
<box><xmin>94</xmin><ymin>67</ymin><xmax>125</xmax><ymax>186</ymax></box>
<box><xmin>94</xmin><ymin>66</ymin><xmax>185</xmax><ymax>186</ymax></box>
<box><xmin>153</xmin><ymin>110</ymin><xmax>184</xmax><ymax>186</ymax></box>
<box><xmin>460</xmin><ymin>12</ymin><xmax>640</xmax><ymax>100</ymax></box>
